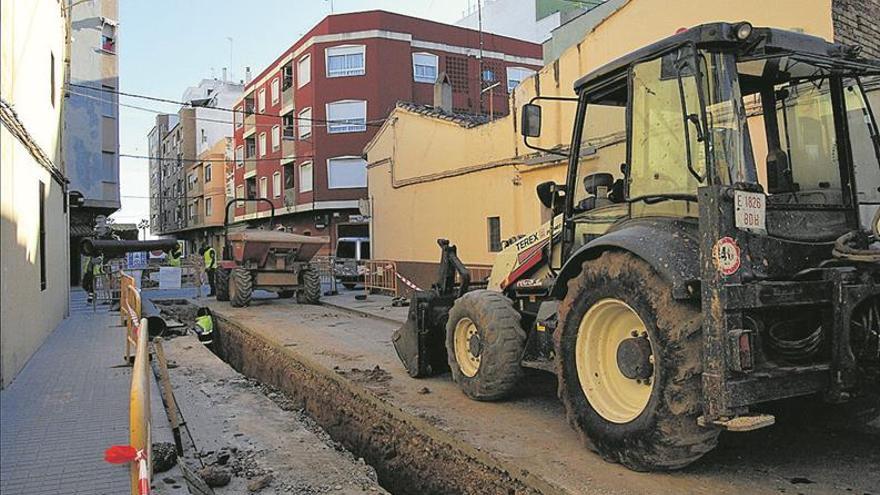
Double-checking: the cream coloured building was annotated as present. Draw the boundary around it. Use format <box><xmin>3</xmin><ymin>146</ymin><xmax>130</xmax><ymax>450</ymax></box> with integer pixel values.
<box><xmin>365</xmin><ymin>0</ymin><xmax>878</xmax><ymax>290</ymax></box>
<box><xmin>1</xmin><ymin>0</ymin><xmax>71</xmax><ymax>386</ymax></box>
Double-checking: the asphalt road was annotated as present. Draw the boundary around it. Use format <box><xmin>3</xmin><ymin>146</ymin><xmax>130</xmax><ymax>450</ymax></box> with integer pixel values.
<box><xmin>201</xmin><ymin>295</ymin><xmax>880</xmax><ymax>495</ymax></box>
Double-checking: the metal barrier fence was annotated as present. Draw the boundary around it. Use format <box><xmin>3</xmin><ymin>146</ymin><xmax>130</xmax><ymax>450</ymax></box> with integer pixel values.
<box><xmin>118</xmin><ymin>271</ymin><xmax>152</xmax><ymax>494</ymax></box>
<box><xmin>363</xmin><ymin>260</ymin><xmax>399</xmax><ymax>296</ymax></box>
<box><xmin>129</xmin><ymin>317</ymin><xmax>151</xmax><ymax>494</ymax></box>
<box><xmin>119</xmin><ymin>271</ymin><xmax>142</xmax><ymax>363</ymax></box>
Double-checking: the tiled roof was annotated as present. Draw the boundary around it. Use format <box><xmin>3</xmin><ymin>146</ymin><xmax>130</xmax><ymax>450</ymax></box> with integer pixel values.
<box><xmin>396</xmin><ymin>102</ymin><xmax>489</xmax><ymax>128</ymax></box>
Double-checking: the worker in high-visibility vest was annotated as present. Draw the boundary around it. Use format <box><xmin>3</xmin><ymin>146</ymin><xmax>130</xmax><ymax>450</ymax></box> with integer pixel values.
<box><xmin>200</xmin><ymin>245</ymin><xmax>217</xmax><ymax>296</ymax></box>
<box><xmin>194</xmin><ymin>307</ymin><xmax>214</xmax><ymax>348</ymax></box>
<box><xmin>83</xmin><ymin>255</ymin><xmax>103</xmax><ymax>302</ymax></box>
<box><xmin>168</xmin><ymin>243</ymin><xmax>182</xmax><ymax>267</ymax></box>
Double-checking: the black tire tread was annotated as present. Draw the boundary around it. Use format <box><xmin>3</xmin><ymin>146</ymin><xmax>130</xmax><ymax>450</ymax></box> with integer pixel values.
<box><xmin>230</xmin><ymin>268</ymin><xmax>253</xmax><ymax>308</ymax></box>
<box><xmin>556</xmin><ymin>250</ymin><xmax>719</xmax><ymax>471</ymax></box>
<box><xmin>297</xmin><ymin>269</ymin><xmax>321</xmax><ymax>304</ymax></box>
<box><xmin>445</xmin><ymin>290</ymin><xmax>525</xmax><ymax>401</ymax></box>
<box><xmin>216</xmin><ymin>268</ymin><xmax>230</xmax><ymax>301</ymax></box>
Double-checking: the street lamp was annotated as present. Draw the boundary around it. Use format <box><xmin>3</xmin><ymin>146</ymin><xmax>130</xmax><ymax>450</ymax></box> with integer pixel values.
<box><xmin>138</xmin><ymin>219</ymin><xmax>150</xmax><ymax>240</ymax></box>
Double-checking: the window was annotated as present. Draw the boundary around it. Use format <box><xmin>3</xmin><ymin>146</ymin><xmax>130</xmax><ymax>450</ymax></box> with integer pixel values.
<box><xmin>236</xmin><ymin>184</ymin><xmax>245</xmax><ymax>199</ymax></box>
<box><xmin>507</xmin><ymin>66</ymin><xmax>535</xmax><ymax>93</ymax></box>
<box><xmin>259</xmin><ymin>176</ymin><xmax>268</xmax><ymax>198</ymax></box>
<box><xmin>273</xmin><ymin>172</ymin><xmax>281</xmax><ymax>198</ymax></box>
<box><xmin>246</xmin><ymin>177</ymin><xmax>256</xmax><ymax>199</ymax></box>
<box><xmin>39</xmin><ymin>181</ymin><xmax>46</xmax><ymax>290</ymax></box>
<box><xmin>271</xmin><ymin>78</ymin><xmax>280</xmax><ymax>104</ymax></box>
<box><xmin>235</xmin><ymin>146</ymin><xmax>244</xmax><ymax>168</ymax></box>
<box><xmin>258</xmin><ymin>132</ymin><xmax>267</xmax><ymax>157</ymax></box>
<box><xmin>245</xmin><ymin>137</ymin><xmax>256</xmax><ymax>158</ymax></box>
<box><xmin>101</xmin><ymin>23</ymin><xmax>116</xmax><ymax>53</ymax></box>
<box><xmin>298</xmin><ymin>108</ymin><xmax>312</xmax><ymax>139</ymax></box>
<box><xmin>272</xmin><ymin>125</ymin><xmax>281</xmax><ymax>150</ymax></box>
<box><xmin>102</xmin><ymin>85</ymin><xmax>116</xmax><ymax>117</ymax></box>
<box><xmin>205</xmin><ymin>163</ymin><xmax>212</xmax><ymax>182</ymax></box>
<box><xmin>282</xmin><ymin>113</ymin><xmax>295</xmax><ymax>138</ymax></box>
<box><xmin>205</xmin><ymin>197</ymin><xmax>213</xmax><ymax>216</ymax></box>
<box><xmin>326</xmin><ymin>45</ymin><xmax>365</xmax><ymax>77</ymax></box>
<box><xmin>102</xmin><ymin>151</ymin><xmax>115</xmax><ymax>177</ymax></box>
<box><xmin>326</xmin><ymin>100</ymin><xmax>366</xmax><ymax>133</ymax></box>
<box><xmin>413</xmin><ymin>52</ymin><xmax>438</xmax><ymax>83</ymax></box>
<box><xmin>284</xmin><ymin>163</ymin><xmax>295</xmax><ymax>189</ymax></box>
<box><xmin>200</xmin><ymin>128</ymin><xmax>207</xmax><ymax>143</ymax></box>
<box><xmin>258</xmin><ymin>89</ymin><xmax>266</xmax><ymax>113</ymax></box>
<box><xmin>282</xmin><ymin>64</ymin><xmax>294</xmax><ymax>90</ymax></box>
<box><xmin>327</xmin><ymin>156</ymin><xmax>367</xmax><ymax>189</ymax></box>
<box><xmin>50</xmin><ymin>52</ymin><xmax>55</xmax><ymax>107</ymax></box>
<box><xmin>299</xmin><ymin>161</ymin><xmax>313</xmax><ymax>192</ymax></box>
<box><xmin>297</xmin><ymin>55</ymin><xmax>311</xmax><ymax>88</ymax></box>
<box><xmin>487</xmin><ymin>217</ymin><xmax>502</xmax><ymax>252</ymax></box>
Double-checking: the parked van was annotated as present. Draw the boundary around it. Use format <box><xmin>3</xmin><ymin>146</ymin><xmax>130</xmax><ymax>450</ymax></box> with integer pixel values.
<box><xmin>335</xmin><ymin>237</ymin><xmax>370</xmax><ymax>290</ymax></box>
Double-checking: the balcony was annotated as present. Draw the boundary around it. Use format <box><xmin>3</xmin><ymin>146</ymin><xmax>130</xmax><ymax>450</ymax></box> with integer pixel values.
<box><xmin>243</xmin><ymin>113</ymin><xmax>256</xmax><ymax>136</ymax></box>
<box><xmin>281</xmin><ymin>137</ymin><xmax>296</xmax><ymax>161</ymax></box>
<box><xmin>284</xmin><ymin>188</ymin><xmax>296</xmax><ymax>207</ymax></box>
<box><xmin>188</xmin><ymin>213</ymin><xmax>203</xmax><ymax>227</ymax></box>
<box><xmin>245</xmin><ymin>201</ymin><xmax>256</xmax><ymax>216</ymax></box>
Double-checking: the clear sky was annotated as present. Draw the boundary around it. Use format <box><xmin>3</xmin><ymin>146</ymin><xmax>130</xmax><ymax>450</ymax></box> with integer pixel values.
<box><xmin>112</xmin><ymin>0</ymin><xmax>473</xmax><ymax>226</ymax></box>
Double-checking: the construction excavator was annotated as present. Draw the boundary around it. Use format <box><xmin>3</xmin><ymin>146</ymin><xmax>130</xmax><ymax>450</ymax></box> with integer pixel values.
<box><xmin>393</xmin><ymin>22</ymin><xmax>880</xmax><ymax>471</ymax></box>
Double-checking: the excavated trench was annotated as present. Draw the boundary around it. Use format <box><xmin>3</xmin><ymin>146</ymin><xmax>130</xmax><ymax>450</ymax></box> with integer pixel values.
<box><xmin>155</xmin><ymin>299</ymin><xmax>558</xmax><ymax>495</ymax></box>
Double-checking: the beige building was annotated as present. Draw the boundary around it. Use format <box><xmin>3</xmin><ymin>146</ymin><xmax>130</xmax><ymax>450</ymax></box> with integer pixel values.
<box><xmin>1</xmin><ymin>0</ymin><xmax>70</xmax><ymax>386</ymax></box>
<box><xmin>182</xmin><ymin>137</ymin><xmax>233</xmax><ymax>253</ymax></box>
<box><xmin>365</xmin><ymin>0</ymin><xmax>879</xmax><ymax>289</ymax></box>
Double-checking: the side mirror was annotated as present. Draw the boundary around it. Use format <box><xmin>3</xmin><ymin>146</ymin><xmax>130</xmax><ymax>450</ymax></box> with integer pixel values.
<box><xmin>536</xmin><ymin>181</ymin><xmax>559</xmax><ymax>209</ymax></box>
<box><xmin>521</xmin><ymin>104</ymin><xmax>542</xmax><ymax>138</ymax></box>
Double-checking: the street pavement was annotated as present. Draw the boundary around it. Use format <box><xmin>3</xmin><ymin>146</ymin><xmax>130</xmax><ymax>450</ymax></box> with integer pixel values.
<box><xmin>0</xmin><ymin>289</ymin><xmax>174</xmax><ymax>495</ymax></box>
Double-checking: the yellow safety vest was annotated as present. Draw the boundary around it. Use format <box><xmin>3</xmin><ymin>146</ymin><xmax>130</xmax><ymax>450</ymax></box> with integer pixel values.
<box><xmin>203</xmin><ymin>248</ymin><xmax>217</xmax><ymax>270</ymax></box>
<box><xmin>195</xmin><ymin>314</ymin><xmax>213</xmax><ymax>335</ymax></box>
<box><xmin>168</xmin><ymin>251</ymin><xmax>181</xmax><ymax>267</ymax></box>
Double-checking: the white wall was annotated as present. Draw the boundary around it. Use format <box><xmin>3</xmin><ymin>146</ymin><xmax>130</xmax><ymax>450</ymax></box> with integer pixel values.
<box><xmin>456</xmin><ymin>0</ymin><xmax>560</xmax><ymax>43</ymax></box>
<box><xmin>1</xmin><ymin>0</ymin><xmax>70</xmax><ymax>387</ymax></box>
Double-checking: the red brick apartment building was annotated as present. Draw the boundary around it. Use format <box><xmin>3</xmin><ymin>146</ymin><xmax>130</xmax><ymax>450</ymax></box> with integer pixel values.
<box><xmin>231</xmin><ymin>10</ymin><xmax>542</xmax><ymax>253</ymax></box>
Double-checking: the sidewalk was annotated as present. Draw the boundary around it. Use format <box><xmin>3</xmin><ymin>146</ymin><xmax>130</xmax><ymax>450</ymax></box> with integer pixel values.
<box><xmin>0</xmin><ymin>289</ymin><xmax>171</xmax><ymax>495</ymax></box>
<box><xmin>321</xmin><ymin>290</ymin><xmax>408</xmax><ymax>325</ymax></box>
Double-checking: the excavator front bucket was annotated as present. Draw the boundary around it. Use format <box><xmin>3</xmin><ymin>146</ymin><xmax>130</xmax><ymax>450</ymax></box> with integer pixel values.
<box><xmin>392</xmin><ymin>290</ymin><xmax>454</xmax><ymax>377</ymax></box>
<box><xmin>392</xmin><ymin>239</ymin><xmax>476</xmax><ymax>377</ymax></box>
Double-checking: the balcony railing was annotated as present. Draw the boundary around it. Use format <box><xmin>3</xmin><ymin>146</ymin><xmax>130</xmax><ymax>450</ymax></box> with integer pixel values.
<box><xmin>245</xmin><ymin>201</ymin><xmax>256</xmax><ymax>215</ymax></box>
<box><xmin>284</xmin><ymin>188</ymin><xmax>296</xmax><ymax>207</ymax></box>
<box><xmin>244</xmin><ymin>113</ymin><xmax>256</xmax><ymax>131</ymax></box>
<box><xmin>282</xmin><ymin>137</ymin><xmax>296</xmax><ymax>160</ymax></box>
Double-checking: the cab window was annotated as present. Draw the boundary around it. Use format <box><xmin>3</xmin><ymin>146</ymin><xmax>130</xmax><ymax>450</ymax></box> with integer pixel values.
<box><xmin>629</xmin><ymin>49</ymin><xmax>706</xmax><ymax>199</ymax></box>
<box><xmin>574</xmin><ymin>81</ymin><xmax>627</xmax><ymax>210</ymax></box>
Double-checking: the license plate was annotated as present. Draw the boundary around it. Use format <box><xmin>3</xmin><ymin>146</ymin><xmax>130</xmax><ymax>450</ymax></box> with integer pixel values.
<box><xmin>734</xmin><ymin>190</ymin><xmax>766</xmax><ymax>233</ymax></box>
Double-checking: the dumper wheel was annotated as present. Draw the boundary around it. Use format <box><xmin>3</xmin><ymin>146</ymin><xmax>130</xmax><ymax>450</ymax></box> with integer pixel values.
<box><xmin>297</xmin><ymin>269</ymin><xmax>321</xmax><ymax>305</ymax></box>
<box><xmin>216</xmin><ymin>269</ymin><xmax>230</xmax><ymax>301</ymax></box>
<box><xmin>230</xmin><ymin>268</ymin><xmax>253</xmax><ymax>308</ymax></box>
<box><xmin>445</xmin><ymin>290</ymin><xmax>525</xmax><ymax>401</ymax></box>
<box><xmin>556</xmin><ymin>251</ymin><xmax>719</xmax><ymax>471</ymax></box>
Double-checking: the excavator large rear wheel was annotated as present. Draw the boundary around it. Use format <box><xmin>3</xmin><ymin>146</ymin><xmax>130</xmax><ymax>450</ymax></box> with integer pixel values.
<box><xmin>230</xmin><ymin>268</ymin><xmax>253</xmax><ymax>308</ymax></box>
<box><xmin>556</xmin><ymin>251</ymin><xmax>719</xmax><ymax>471</ymax></box>
<box><xmin>445</xmin><ymin>290</ymin><xmax>524</xmax><ymax>401</ymax></box>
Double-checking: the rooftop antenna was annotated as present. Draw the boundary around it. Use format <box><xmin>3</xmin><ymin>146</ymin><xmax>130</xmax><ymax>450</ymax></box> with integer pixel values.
<box><xmin>226</xmin><ymin>37</ymin><xmax>234</xmax><ymax>81</ymax></box>
<box><xmin>326</xmin><ymin>0</ymin><xmax>334</xmax><ymax>13</ymax></box>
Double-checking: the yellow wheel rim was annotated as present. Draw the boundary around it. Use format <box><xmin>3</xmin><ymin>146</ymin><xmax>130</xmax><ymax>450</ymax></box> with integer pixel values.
<box><xmin>454</xmin><ymin>317</ymin><xmax>481</xmax><ymax>377</ymax></box>
<box><xmin>576</xmin><ymin>298</ymin><xmax>654</xmax><ymax>424</ymax></box>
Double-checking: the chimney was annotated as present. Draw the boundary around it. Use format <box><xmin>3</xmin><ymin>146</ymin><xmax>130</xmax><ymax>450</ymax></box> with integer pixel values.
<box><xmin>222</xmin><ymin>67</ymin><xmax>228</xmax><ymax>82</ymax></box>
<box><xmin>433</xmin><ymin>72</ymin><xmax>453</xmax><ymax>113</ymax></box>
<box><xmin>245</xmin><ymin>66</ymin><xmax>252</xmax><ymax>84</ymax></box>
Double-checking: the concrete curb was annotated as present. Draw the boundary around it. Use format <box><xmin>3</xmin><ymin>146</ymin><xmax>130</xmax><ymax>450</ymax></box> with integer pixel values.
<box><xmin>320</xmin><ymin>299</ymin><xmax>407</xmax><ymax>326</ymax></box>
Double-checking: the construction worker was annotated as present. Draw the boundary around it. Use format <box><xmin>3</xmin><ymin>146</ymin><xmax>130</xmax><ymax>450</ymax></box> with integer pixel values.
<box><xmin>194</xmin><ymin>307</ymin><xmax>214</xmax><ymax>348</ymax></box>
<box><xmin>83</xmin><ymin>255</ymin><xmax>103</xmax><ymax>303</ymax></box>
<box><xmin>201</xmin><ymin>244</ymin><xmax>217</xmax><ymax>297</ymax></box>
<box><xmin>168</xmin><ymin>243</ymin><xmax>182</xmax><ymax>267</ymax></box>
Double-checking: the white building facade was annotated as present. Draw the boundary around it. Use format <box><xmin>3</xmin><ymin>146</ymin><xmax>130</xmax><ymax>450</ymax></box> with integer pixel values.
<box><xmin>1</xmin><ymin>0</ymin><xmax>70</xmax><ymax>386</ymax></box>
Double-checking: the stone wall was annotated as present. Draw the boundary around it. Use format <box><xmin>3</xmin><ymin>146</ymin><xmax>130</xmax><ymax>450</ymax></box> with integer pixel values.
<box><xmin>833</xmin><ymin>0</ymin><xmax>880</xmax><ymax>59</ymax></box>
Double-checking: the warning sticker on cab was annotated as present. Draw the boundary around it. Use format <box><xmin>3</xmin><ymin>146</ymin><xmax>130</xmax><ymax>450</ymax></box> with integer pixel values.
<box><xmin>734</xmin><ymin>190</ymin><xmax>766</xmax><ymax>233</ymax></box>
<box><xmin>713</xmin><ymin>237</ymin><xmax>741</xmax><ymax>276</ymax></box>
